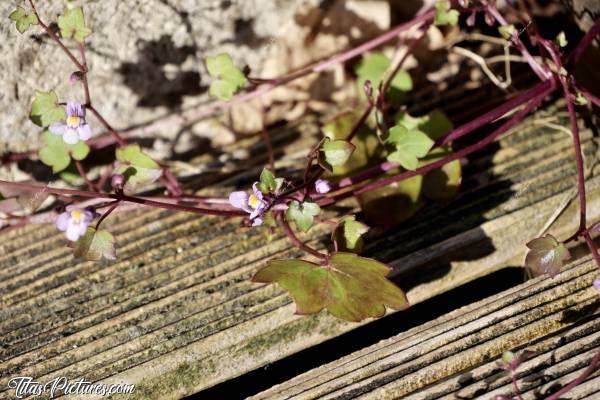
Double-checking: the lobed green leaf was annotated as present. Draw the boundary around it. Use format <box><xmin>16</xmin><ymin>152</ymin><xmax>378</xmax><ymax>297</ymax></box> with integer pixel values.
<box><xmin>206</xmin><ymin>53</ymin><xmax>247</xmax><ymax>100</ymax></box>
<box><xmin>286</xmin><ymin>200</ymin><xmax>321</xmax><ymax>233</ymax></box>
<box><xmin>434</xmin><ymin>0</ymin><xmax>459</xmax><ymax>26</ymax></box>
<box><xmin>70</xmin><ymin>227</ymin><xmax>116</xmax><ymax>261</ymax></box>
<box><xmin>253</xmin><ymin>252</ymin><xmax>408</xmax><ymax>322</ymax></box>
<box><xmin>318</xmin><ymin>138</ymin><xmax>356</xmax><ymax>172</ymax></box>
<box><xmin>498</xmin><ymin>24</ymin><xmax>515</xmax><ymax>40</ymax></box>
<box><xmin>335</xmin><ymin>216</ymin><xmax>369</xmax><ymax>253</ymax></box>
<box><xmin>9</xmin><ymin>6</ymin><xmax>39</xmax><ymax>33</ymax></box>
<box><xmin>38</xmin><ymin>130</ymin><xmax>90</xmax><ymax>173</ymax></box>
<box><xmin>58</xmin><ymin>7</ymin><xmax>92</xmax><ymax>43</ymax></box>
<box><xmin>115</xmin><ymin>144</ymin><xmax>162</xmax><ymax>194</ymax></box>
<box><xmin>258</xmin><ymin>168</ymin><xmax>277</xmax><ymax>193</ymax></box>
<box><xmin>386</xmin><ymin>125</ymin><xmax>434</xmax><ymax>171</ymax></box>
<box><xmin>30</xmin><ymin>91</ymin><xmax>66</xmax><ymax>127</ymax></box>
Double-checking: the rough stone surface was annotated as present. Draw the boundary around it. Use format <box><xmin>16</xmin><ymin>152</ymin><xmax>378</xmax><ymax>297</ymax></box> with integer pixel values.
<box><xmin>0</xmin><ymin>0</ymin><xmax>305</xmax><ymax>154</ymax></box>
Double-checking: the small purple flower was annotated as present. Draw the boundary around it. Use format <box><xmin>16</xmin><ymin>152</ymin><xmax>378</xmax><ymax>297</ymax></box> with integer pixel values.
<box><xmin>56</xmin><ymin>205</ymin><xmax>94</xmax><ymax>241</ymax></box>
<box><xmin>49</xmin><ymin>101</ymin><xmax>92</xmax><ymax>145</ymax></box>
<box><xmin>229</xmin><ymin>183</ymin><xmax>268</xmax><ymax>226</ymax></box>
<box><xmin>315</xmin><ymin>178</ymin><xmax>332</xmax><ymax>194</ymax></box>
<box><xmin>594</xmin><ymin>279</ymin><xmax>600</xmax><ymax>296</ymax></box>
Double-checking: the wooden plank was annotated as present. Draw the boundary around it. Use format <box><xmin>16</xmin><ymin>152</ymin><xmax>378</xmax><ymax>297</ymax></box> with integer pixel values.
<box><xmin>250</xmin><ymin>255</ymin><xmax>600</xmax><ymax>400</ymax></box>
<box><xmin>0</xmin><ymin>99</ymin><xmax>598</xmax><ymax>399</ymax></box>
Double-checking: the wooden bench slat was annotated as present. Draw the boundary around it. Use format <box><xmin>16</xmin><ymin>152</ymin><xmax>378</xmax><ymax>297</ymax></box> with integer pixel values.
<box><xmin>250</xmin><ymin>256</ymin><xmax>600</xmax><ymax>399</ymax></box>
<box><xmin>0</xmin><ymin>100</ymin><xmax>598</xmax><ymax>399</ymax></box>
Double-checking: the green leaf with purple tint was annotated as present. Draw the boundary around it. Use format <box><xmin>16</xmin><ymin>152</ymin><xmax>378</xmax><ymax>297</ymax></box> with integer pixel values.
<box><xmin>70</xmin><ymin>227</ymin><xmax>116</xmax><ymax>261</ymax></box>
<box><xmin>253</xmin><ymin>252</ymin><xmax>408</xmax><ymax>322</ymax></box>
<box><xmin>286</xmin><ymin>200</ymin><xmax>321</xmax><ymax>232</ymax></box>
<box><xmin>115</xmin><ymin>144</ymin><xmax>162</xmax><ymax>194</ymax></box>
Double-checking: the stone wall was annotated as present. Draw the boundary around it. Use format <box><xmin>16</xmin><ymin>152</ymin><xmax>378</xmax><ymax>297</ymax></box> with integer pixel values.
<box><xmin>0</xmin><ymin>0</ymin><xmax>304</xmax><ymax>154</ymax></box>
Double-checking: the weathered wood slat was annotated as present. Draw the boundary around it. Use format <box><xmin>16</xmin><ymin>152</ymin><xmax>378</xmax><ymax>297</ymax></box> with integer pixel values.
<box><xmin>0</xmin><ymin>98</ymin><xmax>598</xmax><ymax>399</ymax></box>
<box><xmin>250</xmin><ymin>255</ymin><xmax>600</xmax><ymax>400</ymax></box>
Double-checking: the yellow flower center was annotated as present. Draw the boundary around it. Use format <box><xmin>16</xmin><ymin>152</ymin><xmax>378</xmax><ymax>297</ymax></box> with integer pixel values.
<box><xmin>70</xmin><ymin>209</ymin><xmax>82</xmax><ymax>222</ymax></box>
<box><xmin>67</xmin><ymin>115</ymin><xmax>81</xmax><ymax>128</ymax></box>
<box><xmin>248</xmin><ymin>194</ymin><xmax>261</xmax><ymax>209</ymax></box>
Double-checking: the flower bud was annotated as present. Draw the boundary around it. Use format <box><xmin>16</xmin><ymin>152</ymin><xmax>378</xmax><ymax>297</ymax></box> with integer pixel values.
<box><xmin>315</xmin><ymin>179</ymin><xmax>332</xmax><ymax>194</ymax></box>
<box><xmin>70</xmin><ymin>71</ymin><xmax>84</xmax><ymax>83</ymax></box>
<box><xmin>466</xmin><ymin>11</ymin><xmax>476</xmax><ymax>27</ymax></box>
<box><xmin>111</xmin><ymin>174</ymin><xmax>125</xmax><ymax>190</ymax></box>
<box><xmin>363</xmin><ymin>80</ymin><xmax>373</xmax><ymax>99</ymax></box>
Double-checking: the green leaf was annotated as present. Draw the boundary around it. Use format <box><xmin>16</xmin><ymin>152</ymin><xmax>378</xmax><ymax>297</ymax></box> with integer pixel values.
<box><xmin>70</xmin><ymin>140</ymin><xmax>90</xmax><ymax>160</ymax></box>
<box><xmin>38</xmin><ymin>130</ymin><xmax>90</xmax><ymax>173</ymax></box>
<box><xmin>394</xmin><ymin>110</ymin><xmax>453</xmax><ymax>141</ymax></box>
<box><xmin>318</xmin><ymin>138</ymin><xmax>356</xmax><ymax>172</ymax></box>
<box><xmin>206</xmin><ymin>53</ymin><xmax>247</xmax><ymax>100</ymax></box>
<box><xmin>286</xmin><ymin>200</ymin><xmax>321</xmax><ymax>233</ymax></box>
<box><xmin>357</xmin><ymin>171</ymin><xmax>423</xmax><ymax>227</ymax></box>
<box><xmin>434</xmin><ymin>0</ymin><xmax>459</xmax><ymax>26</ymax></box>
<box><xmin>525</xmin><ymin>234</ymin><xmax>570</xmax><ymax>277</ymax></box>
<box><xmin>321</xmin><ymin>112</ymin><xmax>425</xmax><ymax>227</ymax></box>
<box><xmin>420</xmin><ymin>146</ymin><xmax>461</xmax><ymax>201</ymax></box>
<box><xmin>261</xmin><ymin>211</ymin><xmax>278</xmax><ymax>228</ymax></box>
<box><xmin>502</xmin><ymin>351</ymin><xmax>515</xmax><ymax>364</ymax></box>
<box><xmin>9</xmin><ymin>6</ymin><xmax>39</xmax><ymax>33</ymax></box>
<box><xmin>206</xmin><ymin>53</ymin><xmax>236</xmax><ymax>76</ymax></box>
<box><xmin>387</xmin><ymin>126</ymin><xmax>434</xmax><ymax>157</ymax></box>
<box><xmin>388</xmin><ymin>110</ymin><xmax>462</xmax><ymax>188</ymax></box>
<box><xmin>30</xmin><ymin>91</ymin><xmax>66</xmax><ymax>127</ymax></box>
<box><xmin>419</xmin><ymin>110</ymin><xmax>453</xmax><ymax>140</ymax></box>
<box><xmin>209</xmin><ymin>80</ymin><xmax>238</xmax><ymax>101</ymax></box>
<box><xmin>322</xmin><ymin>111</ymin><xmax>380</xmax><ymax>178</ymax></box>
<box><xmin>387</xmin><ymin>148</ymin><xmax>418</xmax><ymax>171</ymax></box>
<box><xmin>555</xmin><ymin>31</ymin><xmax>568</xmax><ymax>47</ymax></box>
<box><xmin>498</xmin><ymin>24</ymin><xmax>515</xmax><ymax>40</ymax></box>
<box><xmin>355</xmin><ymin>53</ymin><xmax>412</xmax><ymax>104</ymax></box>
<box><xmin>335</xmin><ymin>216</ymin><xmax>369</xmax><ymax>253</ymax></box>
<box><xmin>258</xmin><ymin>168</ymin><xmax>277</xmax><ymax>193</ymax></box>
<box><xmin>386</xmin><ymin>125</ymin><xmax>434</xmax><ymax>171</ymax></box>
<box><xmin>575</xmin><ymin>93</ymin><xmax>588</xmax><ymax>106</ymax></box>
<box><xmin>70</xmin><ymin>227</ymin><xmax>116</xmax><ymax>261</ymax></box>
<box><xmin>253</xmin><ymin>252</ymin><xmax>409</xmax><ymax>322</ymax></box>
<box><xmin>57</xmin><ymin>7</ymin><xmax>92</xmax><ymax>43</ymax></box>
<box><xmin>115</xmin><ymin>144</ymin><xmax>162</xmax><ymax>194</ymax></box>
<box><xmin>394</xmin><ymin>112</ymin><xmax>423</xmax><ymax>131</ymax></box>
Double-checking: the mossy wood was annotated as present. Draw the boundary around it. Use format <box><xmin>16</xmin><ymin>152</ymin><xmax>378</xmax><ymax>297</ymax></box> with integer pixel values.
<box><xmin>0</xmin><ymin>94</ymin><xmax>598</xmax><ymax>399</ymax></box>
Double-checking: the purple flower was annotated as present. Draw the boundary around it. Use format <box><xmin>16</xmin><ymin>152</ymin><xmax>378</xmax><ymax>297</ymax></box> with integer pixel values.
<box><xmin>49</xmin><ymin>102</ymin><xmax>92</xmax><ymax>145</ymax></box>
<box><xmin>315</xmin><ymin>179</ymin><xmax>332</xmax><ymax>194</ymax></box>
<box><xmin>229</xmin><ymin>183</ymin><xmax>268</xmax><ymax>226</ymax></box>
<box><xmin>594</xmin><ymin>279</ymin><xmax>600</xmax><ymax>296</ymax></box>
<box><xmin>56</xmin><ymin>205</ymin><xmax>94</xmax><ymax>241</ymax></box>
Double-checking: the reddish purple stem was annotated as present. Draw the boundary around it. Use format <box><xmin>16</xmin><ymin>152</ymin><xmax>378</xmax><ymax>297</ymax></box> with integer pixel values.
<box><xmin>331</xmin><ymin>80</ymin><xmax>554</xmax><ymax>192</ymax></box>
<box><xmin>543</xmin><ymin>351</ymin><xmax>600</xmax><ymax>400</ymax></box>
<box><xmin>0</xmin><ymin>180</ymin><xmax>244</xmax><ymax>217</ymax></box>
